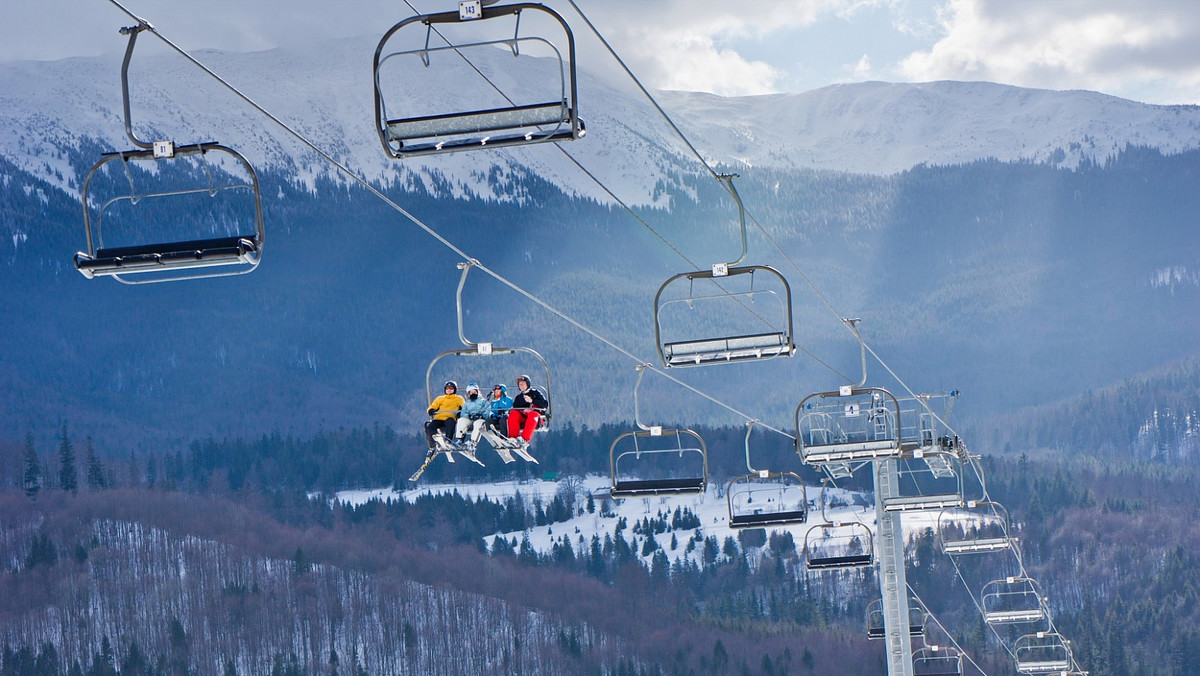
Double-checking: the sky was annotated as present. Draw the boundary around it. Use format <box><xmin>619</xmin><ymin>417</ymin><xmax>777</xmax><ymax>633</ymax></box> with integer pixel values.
<box><xmin>4</xmin><ymin>0</ymin><xmax>1200</xmax><ymax>105</ymax></box>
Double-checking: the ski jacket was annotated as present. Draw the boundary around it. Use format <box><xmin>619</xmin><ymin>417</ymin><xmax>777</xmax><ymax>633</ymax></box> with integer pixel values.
<box><xmin>427</xmin><ymin>394</ymin><xmax>464</xmax><ymax>421</ymax></box>
<box><xmin>461</xmin><ymin>393</ymin><xmax>489</xmax><ymax>420</ymax></box>
<box><xmin>511</xmin><ymin>386</ymin><xmax>548</xmax><ymax>413</ymax></box>
<box><xmin>489</xmin><ymin>393</ymin><xmax>513</xmax><ymax>421</ymax></box>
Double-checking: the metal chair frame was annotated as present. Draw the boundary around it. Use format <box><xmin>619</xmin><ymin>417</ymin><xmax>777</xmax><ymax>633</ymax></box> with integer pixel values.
<box><xmin>373</xmin><ymin>3</ymin><xmax>583</xmax><ymax>158</ymax></box>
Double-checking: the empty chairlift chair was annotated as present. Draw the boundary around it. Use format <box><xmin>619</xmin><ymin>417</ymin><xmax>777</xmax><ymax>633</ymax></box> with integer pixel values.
<box><xmin>726</xmin><ymin>421</ymin><xmax>808</xmax><ymax>528</ymax></box>
<box><xmin>880</xmin><ymin>454</ymin><xmax>965</xmax><ymax>513</ymax></box>
<box><xmin>608</xmin><ymin>365</ymin><xmax>708</xmax><ymax>498</ymax></box>
<box><xmin>981</xmin><ymin>576</ymin><xmax>1048</xmax><ymax>625</ymax></box>
<box><xmin>74</xmin><ymin>23</ymin><xmax>264</xmax><ymax>284</ymax></box>
<box><xmin>795</xmin><ymin>386</ymin><xmax>903</xmax><ymax>465</ymax></box>
<box><xmin>609</xmin><ymin>429</ymin><xmax>709</xmax><ymax>498</ymax></box>
<box><xmin>803</xmin><ymin>520</ymin><xmax>873</xmax><ymax>570</ymax></box>
<box><xmin>803</xmin><ymin>481</ymin><xmax>873</xmax><ymax>570</ymax></box>
<box><xmin>653</xmin><ymin>174</ymin><xmax>796</xmax><ymax>368</ymax></box>
<box><xmin>938</xmin><ymin>500</ymin><xmax>1015</xmax><ymax>556</ymax></box>
<box><xmin>654</xmin><ymin>265</ymin><xmax>796</xmax><ymax>367</ymax></box>
<box><xmin>373</xmin><ymin>3</ymin><xmax>584</xmax><ymax>159</ymax></box>
<box><xmin>865</xmin><ymin>597</ymin><xmax>926</xmax><ymax>640</ymax></box>
<box><xmin>1013</xmin><ymin>632</ymin><xmax>1077</xmax><ymax>674</ymax></box>
<box><xmin>912</xmin><ymin>646</ymin><xmax>964</xmax><ymax>676</ymax></box>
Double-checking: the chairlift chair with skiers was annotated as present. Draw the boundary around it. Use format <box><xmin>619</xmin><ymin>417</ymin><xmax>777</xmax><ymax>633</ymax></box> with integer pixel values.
<box><xmin>410</xmin><ymin>261</ymin><xmax>550</xmax><ymax>481</ymax></box>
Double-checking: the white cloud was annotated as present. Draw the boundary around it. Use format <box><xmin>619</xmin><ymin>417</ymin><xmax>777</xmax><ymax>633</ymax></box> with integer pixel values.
<box><xmin>568</xmin><ymin>0</ymin><xmax>841</xmax><ymax>96</ymax></box>
<box><xmin>898</xmin><ymin>0</ymin><xmax>1200</xmax><ymax>104</ymax></box>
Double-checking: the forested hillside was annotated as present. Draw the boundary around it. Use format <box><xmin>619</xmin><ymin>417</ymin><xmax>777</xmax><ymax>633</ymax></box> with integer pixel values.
<box><xmin>4</xmin><ymin>356</ymin><xmax>1200</xmax><ymax>675</ymax></box>
<box><xmin>3</xmin><ymin>145</ymin><xmax>1198</xmax><ymax>453</ymax></box>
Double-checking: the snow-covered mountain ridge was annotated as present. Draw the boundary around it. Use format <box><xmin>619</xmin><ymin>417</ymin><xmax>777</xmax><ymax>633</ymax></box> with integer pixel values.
<box><xmin>3</xmin><ymin>34</ymin><xmax>1200</xmax><ymax>205</ymax></box>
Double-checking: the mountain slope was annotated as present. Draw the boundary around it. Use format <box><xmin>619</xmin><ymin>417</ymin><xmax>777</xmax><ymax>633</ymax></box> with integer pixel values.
<box><xmin>3</xmin><ymin>34</ymin><xmax>1200</xmax><ymax>204</ymax></box>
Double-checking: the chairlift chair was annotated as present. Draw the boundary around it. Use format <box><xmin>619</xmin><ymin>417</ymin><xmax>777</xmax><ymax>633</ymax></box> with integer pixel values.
<box><xmin>881</xmin><ymin>453</ymin><xmax>965</xmax><ymax>513</ymax></box>
<box><xmin>912</xmin><ymin>646</ymin><xmax>964</xmax><ymax>676</ymax></box>
<box><xmin>803</xmin><ymin>521</ymin><xmax>874</xmax><ymax>570</ymax></box>
<box><xmin>373</xmin><ymin>2</ymin><xmax>584</xmax><ymax>159</ymax></box>
<box><xmin>865</xmin><ymin>597</ymin><xmax>926</xmax><ymax>640</ymax></box>
<box><xmin>981</xmin><ymin>576</ymin><xmax>1048</xmax><ymax>625</ymax></box>
<box><xmin>803</xmin><ymin>481</ymin><xmax>873</xmax><ymax>570</ymax></box>
<box><xmin>608</xmin><ymin>365</ymin><xmax>708</xmax><ymax>498</ymax></box>
<box><xmin>410</xmin><ymin>262</ymin><xmax>550</xmax><ymax>481</ymax></box>
<box><xmin>726</xmin><ymin>421</ymin><xmax>808</xmax><ymax>528</ymax></box>
<box><xmin>795</xmin><ymin>386</ymin><xmax>903</xmax><ymax>465</ymax></box>
<box><xmin>74</xmin><ymin>23</ymin><xmax>264</xmax><ymax>284</ymax></box>
<box><xmin>938</xmin><ymin>500</ymin><xmax>1015</xmax><ymax>556</ymax></box>
<box><xmin>1013</xmin><ymin>632</ymin><xmax>1076</xmax><ymax>674</ymax></box>
<box><xmin>653</xmin><ymin>175</ymin><xmax>796</xmax><ymax>368</ymax></box>
<box><xmin>609</xmin><ymin>429</ymin><xmax>709</xmax><ymax>498</ymax></box>
<box><xmin>654</xmin><ymin>265</ymin><xmax>797</xmax><ymax>367</ymax></box>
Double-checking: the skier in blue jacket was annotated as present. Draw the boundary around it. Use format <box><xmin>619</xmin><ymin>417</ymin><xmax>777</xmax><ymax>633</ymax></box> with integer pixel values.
<box><xmin>454</xmin><ymin>382</ymin><xmax>491</xmax><ymax>446</ymax></box>
<box><xmin>487</xmin><ymin>383</ymin><xmax>513</xmax><ymax>436</ymax></box>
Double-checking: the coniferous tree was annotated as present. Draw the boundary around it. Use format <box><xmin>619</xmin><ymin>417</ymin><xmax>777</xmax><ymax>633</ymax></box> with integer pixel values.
<box><xmin>85</xmin><ymin>437</ymin><xmax>106</xmax><ymax>490</ymax></box>
<box><xmin>22</xmin><ymin>431</ymin><xmax>42</xmax><ymax>499</ymax></box>
<box><xmin>58</xmin><ymin>423</ymin><xmax>77</xmax><ymax>493</ymax></box>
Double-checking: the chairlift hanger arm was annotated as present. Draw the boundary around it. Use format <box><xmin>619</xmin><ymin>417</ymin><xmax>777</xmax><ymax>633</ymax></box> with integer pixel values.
<box><xmin>118</xmin><ymin>22</ymin><xmax>155</xmax><ymax>150</ymax></box>
<box><xmin>716</xmin><ymin>173</ymin><xmax>747</xmax><ymax>268</ymax></box>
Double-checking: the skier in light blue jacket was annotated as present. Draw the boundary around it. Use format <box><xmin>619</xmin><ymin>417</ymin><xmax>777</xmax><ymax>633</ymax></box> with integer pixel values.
<box><xmin>454</xmin><ymin>382</ymin><xmax>491</xmax><ymax>446</ymax></box>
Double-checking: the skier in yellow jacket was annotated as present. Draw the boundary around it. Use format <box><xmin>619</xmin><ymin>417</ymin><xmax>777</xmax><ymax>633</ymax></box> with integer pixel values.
<box><xmin>424</xmin><ymin>381</ymin><xmax>464</xmax><ymax>450</ymax></box>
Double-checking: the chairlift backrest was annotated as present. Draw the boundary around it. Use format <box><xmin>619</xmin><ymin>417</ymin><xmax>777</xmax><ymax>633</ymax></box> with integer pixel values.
<box><xmin>373</xmin><ymin>3</ymin><xmax>584</xmax><ymax>159</ymax></box>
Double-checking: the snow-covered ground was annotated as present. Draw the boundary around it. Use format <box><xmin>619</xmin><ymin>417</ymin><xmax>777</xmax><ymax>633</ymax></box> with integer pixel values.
<box><xmin>334</xmin><ymin>474</ymin><xmax>953</xmax><ymax>567</ymax></box>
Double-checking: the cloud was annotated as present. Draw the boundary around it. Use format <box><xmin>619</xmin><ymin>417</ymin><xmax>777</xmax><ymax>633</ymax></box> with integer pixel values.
<box><xmin>898</xmin><ymin>0</ymin><xmax>1200</xmax><ymax>104</ymax></box>
<box><xmin>571</xmin><ymin>0</ymin><xmax>839</xmax><ymax>96</ymax></box>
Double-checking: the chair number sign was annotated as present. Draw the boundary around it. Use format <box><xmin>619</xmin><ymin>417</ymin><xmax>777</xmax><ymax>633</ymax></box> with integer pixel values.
<box><xmin>459</xmin><ymin>0</ymin><xmax>482</xmax><ymax>20</ymax></box>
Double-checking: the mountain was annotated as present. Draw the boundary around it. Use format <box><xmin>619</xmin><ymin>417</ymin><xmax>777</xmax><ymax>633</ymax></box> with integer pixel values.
<box><xmin>1</xmin><ymin>34</ymin><xmax>1198</xmax><ymax>451</ymax></box>
<box><xmin>4</xmin><ymin>35</ymin><xmax>1200</xmax><ymax>203</ymax></box>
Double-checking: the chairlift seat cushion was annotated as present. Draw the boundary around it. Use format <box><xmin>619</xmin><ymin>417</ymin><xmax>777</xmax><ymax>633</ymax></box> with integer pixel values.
<box><xmin>883</xmin><ymin>494</ymin><xmax>963</xmax><ymax>512</ymax></box>
<box><xmin>801</xmin><ymin>438</ymin><xmax>899</xmax><ymax>462</ymax></box>
<box><xmin>729</xmin><ymin>509</ymin><xmax>806</xmax><ymax>528</ymax></box>
<box><xmin>983</xmin><ymin>609</ymin><xmax>1046</xmax><ymax>624</ymax></box>
<box><xmin>94</xmin><ymin>236</ymin><xmax>257</xmax><ymax>260</ymax></box>
<box><xmin>1013</xmin><ymin>660</ymin><xmax>1071</xmax><ymax>674</ymax></box>
<box><xmin>76</xmin><ymin>236</ymin><xmax>258</xmax><ymax>277</ymax></box>
<box><xmin>806</xmin><ymin>553</ymin><xmax>872</xmax><ymax>569</ymax></box>
<box><xmin>664</xmin><ymin>331</ymin><xmax>792</xmax><ymax>366</ymax></box>
<box><xmin>612</xmin><ymin>477</ymin><xmax>705</xmax><ymax>497</ymax></box>
<box><xmin>943</xmin><ymin>537</ymin><xmax>1010</xmax><ymax>554</ymax></box>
